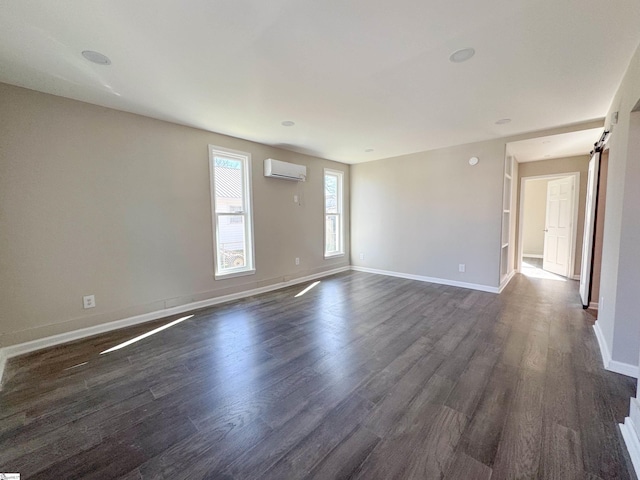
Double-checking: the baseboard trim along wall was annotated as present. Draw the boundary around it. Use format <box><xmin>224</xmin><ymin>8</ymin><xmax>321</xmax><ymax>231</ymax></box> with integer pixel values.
<box><xmin>522</xmin><ymin>253</ymin><xmax>544</xmax><ymax>259</ymax></box>
<box><xmin>0</xmin><ymin>266</ymin><xmax>350</xmax><ymax>386</ymax></box>
<box><xmin>620</xmin><ymin>416</ymin><xmax>640</xmax><ymax>478</ymax></box>
<box><xmin>350</xmin><ymin>266</ymin><xmax>500</xmax><ymax>294</ymax></box>
<box><xmin>593</xmin><ymin>321</ymin><xmax>639</xmax><ymax>378</ymax></box>
<box><xmin>498</xmin><ymin>270</ymin><xmax>516</xmax><ymax>294</ymax></box>
<box><xmin>588</xmin><ymin>302</ymin><xmax>599</xmax><ymax>309</ymax></box>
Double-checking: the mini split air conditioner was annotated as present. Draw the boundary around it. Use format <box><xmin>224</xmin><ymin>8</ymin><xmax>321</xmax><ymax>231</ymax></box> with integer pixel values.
<box><xmin>264</xmin><ymin>158</ymin><xmax>307</xmax><ymax>181</ymax></box>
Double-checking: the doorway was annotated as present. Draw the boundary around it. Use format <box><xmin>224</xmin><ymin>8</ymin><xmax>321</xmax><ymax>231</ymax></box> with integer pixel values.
<box><xmin>518</xmin><ymin>172</ymin><xmax>581</xmax><ymax>279</ymax></box>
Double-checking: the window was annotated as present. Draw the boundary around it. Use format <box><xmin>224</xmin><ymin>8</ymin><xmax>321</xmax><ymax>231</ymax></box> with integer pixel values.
<box><xmin>209</xmin><ymin>145</ymin><xmax>254</xmax><ymax>278</ymax></box>
<box><xmin>229</xmin><ymin>206</ymin><xmax>243</xmax><ymax>224</ymax></box>
<box><xmin>324</xmin><ymin>169</ymin><xmax>344</xmax><ymax>257</ymax></box>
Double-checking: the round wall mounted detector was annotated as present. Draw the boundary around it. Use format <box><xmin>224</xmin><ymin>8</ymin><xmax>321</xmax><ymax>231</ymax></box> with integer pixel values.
<box><xmin>82</xmin><ymin>50</ymin><xmax>111</xmax><ymax>65</ymax></box>
<box><xmin>449</xmin><ymin>48</ymin><xmax>475</xmax><ymax>63</ymax></box>
<box><xmin>469</xmin><ymin>156</ymin><xmax>479</xmax><ymax>166</ymax></box>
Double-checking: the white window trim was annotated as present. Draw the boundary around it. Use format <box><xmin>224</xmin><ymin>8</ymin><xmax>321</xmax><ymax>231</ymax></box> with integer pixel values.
<box><xmin>208</xmin><ymin>145</ymin><xmax>256</xmax><ymax>279</ymax></box>
<box><xmin>324</xmin><ymin>168</ymin><xmax>345</xmax><ymax>258</ymax></box>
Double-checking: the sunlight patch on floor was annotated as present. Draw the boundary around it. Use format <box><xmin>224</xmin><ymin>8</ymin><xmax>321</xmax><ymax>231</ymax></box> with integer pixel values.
<box><xmin>521</xmin><ymin>259</ymin><xmax>567</xmax><ymax>282</ymax></box>
<box><xmin>100</xmin><ymin>314</ymin><xmax>194</xmax><ymax>354</ymax></box>
<box><xmin>295</xmin><ymin>281</ymin><xmax>320</xmax><ymax>298</ymax></box>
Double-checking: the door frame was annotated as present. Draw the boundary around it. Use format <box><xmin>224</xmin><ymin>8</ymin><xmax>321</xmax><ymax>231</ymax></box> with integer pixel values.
<box><xmin>517</xmin><ymin>171</ymin><xmax>581</xmax><ymax>278</ymax></box>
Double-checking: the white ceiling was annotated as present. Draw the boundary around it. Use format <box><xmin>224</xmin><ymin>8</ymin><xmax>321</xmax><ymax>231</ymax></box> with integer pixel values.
<box><xmin>508</xmin><ymin>127</ymin><xmax>604</xmax><ymax>163</ymax></box>
<box><xmin>1</xmin><ymin>1</ymin><xmax>639</xmax><ymax>164</ymax></box>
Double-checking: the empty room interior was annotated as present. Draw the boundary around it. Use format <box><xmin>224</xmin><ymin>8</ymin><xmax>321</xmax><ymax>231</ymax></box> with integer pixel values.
<box><xmin>2</xmin><ymin>1</ymin><xmax>640</xmax><ymax>479</ymax></box>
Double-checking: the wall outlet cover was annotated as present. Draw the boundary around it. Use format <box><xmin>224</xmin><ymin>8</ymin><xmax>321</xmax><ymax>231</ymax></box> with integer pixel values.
<box><xmin>83</xmin><ymin>294</ymin><xmax>96</xmax><ymax>309</ymax></box>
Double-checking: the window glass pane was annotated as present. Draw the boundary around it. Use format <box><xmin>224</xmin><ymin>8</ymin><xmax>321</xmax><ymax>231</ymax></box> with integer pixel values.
<box><xmin>325</xmin><ymin>214</ymin><xmax>339</xmax><ymax>253</ymax></box>
<box><xmin>217</xmin><ymin>215</ymin><xmax>246</xmax><ymax>270</ymax></box>
<box><xmin>214</xmin><ymin>157</ymin><xmax>243</xmax><ymax>213</ymax></box>
<box><xmin>325</xmin><ymin>174</ymin><xmax>338</xmax><ymax>214</ymax></box>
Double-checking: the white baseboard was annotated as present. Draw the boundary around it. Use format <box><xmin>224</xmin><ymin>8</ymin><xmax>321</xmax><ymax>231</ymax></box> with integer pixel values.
<box><xmin>0</xmin><ymin>350</ymin><xmax>7</xmax><ymax>389</ymax></box>
<box><xmin>350</xmin><ymin>266</ymin><xmax>499</xmax><ymax>293</ymax></box>
<box><xmin>620</xmin><ymin>417</ymin><xmax>640</xmax><ymax>477</ymax></box>
<box><xmin>593</xmin><ymin>321</ymin><xmax>639</xmax><ymax>378</ymax></box>
<box><xmin>0</xmin><ymin>266</ymin><xmax>350</xmax><ymax>386</ymax></box>
<box><xmin>593</xmin><ymin>321</ymin><xmax>610</xmax><ymax>367</ymax></box>
<box><xmin>522</xmin><ymin>254</ymin><xmax>544</xmax><ymax>259</ymax></box>
<box><xmin>588</xmin><ymin>302</ymin><xmax>599</xmax><ymax>309</ymax></box>
<box><xmin>571</xmin><ymin>274</ymin><xmax>581</xmax><ymax>281</ymax></box>
<box><xmin>608</xmin><ymin>359</ymin><xmax>639</xmax><ymax>378</ymax></box>
<box><xmin>498</xmin><ymin>270</ymin><xmax>516</xmax><ymax>293</ymax></box>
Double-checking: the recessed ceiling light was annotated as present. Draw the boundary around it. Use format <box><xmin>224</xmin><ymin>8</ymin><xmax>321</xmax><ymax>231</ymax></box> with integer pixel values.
<box><xmin>449</xmin><ymin>48</ymin><xmax>475</xmax><ymax>63</ymax></box>
<box><xmin>365</xmin><ymin>148</ymin><xmax>374</xmax><ymax>152</ymax></box>
<box><xmin>281</xmin><ymin>121</ymin><xmax>295</xmax><ymax>127</ymax></box>
<box><xmin>82</xmin><ymin>50</ymin><xmax>111</xmax><ymax>65</ymax></box>
<box><xmin>495</xmin><ymin>118</ymin><xmax>511</xmax><ymax>125</ymax></box>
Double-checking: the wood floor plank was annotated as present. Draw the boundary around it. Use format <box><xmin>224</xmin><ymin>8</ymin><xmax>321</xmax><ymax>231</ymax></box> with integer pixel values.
<box><xmin>356</xmin><ymin>335</ymin><xmax>433</xmax><ymax>405</ymax></box>
<box><xmin>543</xmin><ymin>348</ymin><xmax>580</xmax><ymax>431</ymax></box>
<box><xmin>263</xmin><ymin>363</ymin><xmax>372</xmax><ymax>430</ymax></box>
<box><xmin>444</xmin><ymin>451</ymin><xmax>493</xmax><ymax>480</ymax></box>
<box><xmin>491</xmin><ymin>367</ymin><xmax>545</xmax><ymax>480</ymax></box>
<box><xmin>575</xmin><ymin>368</ymin><xmax>632</xmax><ymax>479</ymax></box>
<box><xmin>1</xmin><ymin>418</ymin><xmax>103</xmax><ymax>477</ymax></box>
<box><xmin>259</xmin><ymin>393</ymin><xmax>374</xmax><ymax>479</ymax></box>
<box><xmin>303</xmin><ymin>425</ymin><xmax>381</xmax><ymax>480</ymax></box>
<box><xmin>354</xmin><ymin>405</ymin><xmax>467</xmax><ymax>480</ymax></box>
<box><xmin>444</xmin><ymin>341</ymin><xmax>501</xmax><ymax>417</ymax></box>
<box><xmin>455</xmin><ymin>363</ymin><xmax>517</xmax><ymax>467</ymax></box>
<box><xmin>538</xmin><ymin>421</ymin><xmax>584</xmax><ymax>480</ymax></box>
<box><xmin>138</xmin><ymin>416</ymin><xmax>272</xmax><ymax>480</ymax></box>
<box><xmin>392</xmin><ymin>373</ymin><xmax>455</xmax><ymax>436</ymax></box>
<box><xmin>118</xmin><ymin>468</ymin><xmax>143</xmax><ymax>480</ymax></box>
<box><xmin>225</xmin><ymin>379</ymin><xmax>373</xmax><ymax>479</ymax></box>
<box><xmin>520</xmin><ymin>327</ymin><xmax>549</xmax><ymax>373</ymax></box>
<box><xmin>1</xmin><ymin>271</ymin><xmax>635</xmax><ymax>480</ymax></box>
<box><xmin>28</xmin><ymin>405</ymin><xmax>197</xmax><ymax>480</ymax></box>
<box><xmin>362</xmin><ymin>351</ymin><xmax>447</xmax><ymax>437</ymax></box>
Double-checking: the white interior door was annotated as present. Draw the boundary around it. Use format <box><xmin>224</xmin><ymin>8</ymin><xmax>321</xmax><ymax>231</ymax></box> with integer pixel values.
<box><xmin>579</xmin><ymin>153</ymin><xmax>600</xmax><ymax>306</ymax></box>
<box><xmin>543</xmin><ymin>176</ymin><xmax>574</xmax><ymax>276</ymax></box>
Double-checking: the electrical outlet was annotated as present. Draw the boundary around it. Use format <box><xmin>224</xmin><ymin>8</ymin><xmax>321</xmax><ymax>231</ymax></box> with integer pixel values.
<box><xmin>295</xmin><ymin>257</ymin><xmax>300</xmax><ymax>265</ymax></box>
<box><xmin>359</xmin><ymin>253</ymin><xmax>364</xmax><ymax>260</ymax></box>
<box><xmin>458</xmin><ymin>264</ymin><xmax>466</xmax><ymax>273</ymax></box>
<box><xmin>294</xmin><ymin>194</ymin><xmax>299</xmax><ymax>203</ymax></box>
<box><xmin>83</xmin><ymin>294</ymin><xmax>96</xmax><ymax>309</ymax></box>
<box><xmin>600</xmin><ymin>297</ymin><xmax>604</xmax><ymax>309</ymax></box>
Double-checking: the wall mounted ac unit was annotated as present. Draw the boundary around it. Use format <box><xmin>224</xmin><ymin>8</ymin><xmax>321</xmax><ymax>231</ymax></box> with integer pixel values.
<box><xmin>264</xmin><ymin>158</ymin><xmax>307</xmax><ymax>181</ymax></box>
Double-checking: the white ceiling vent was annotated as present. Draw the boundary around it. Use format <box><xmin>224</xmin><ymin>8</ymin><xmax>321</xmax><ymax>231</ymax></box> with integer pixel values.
<box><xmin>264</xmin><ymin>158</ymin><xmax>307</xmax><ymax>181</ymax></box>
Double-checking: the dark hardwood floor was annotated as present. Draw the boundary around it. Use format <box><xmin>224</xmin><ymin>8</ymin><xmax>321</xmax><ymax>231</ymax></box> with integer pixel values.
<box><xmin>0</xmin><ymin>271</ymin><xmax>636</xmax><ymax>479</ymax></box>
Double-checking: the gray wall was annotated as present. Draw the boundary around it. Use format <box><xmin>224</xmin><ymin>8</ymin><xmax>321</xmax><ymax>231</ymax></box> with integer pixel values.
<box><xmin>0</xmin><ymin>83</ymin><xmax>350</xmax><ymax>348</ymax></box>
<box><xmin>598</xmin><ymin>39</ymin><xmax>640</xmax><ymax>367</ymax></box>
<box><xmin>516</xmin><ymin>156</ymin><xmax>590</xmax><ymax>277</ymax></box>
<box><xmin>350</xmin><ymin>140</ymin><xmax>505</xmax><ymax>288</ymax></box>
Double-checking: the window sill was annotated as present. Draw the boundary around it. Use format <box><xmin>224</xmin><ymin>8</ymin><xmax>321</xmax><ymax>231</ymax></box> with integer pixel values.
<box><xmin>214</xmin><ymin>269</ymin><xmax>256</xmax><ymax>280</ymax></box>
<box><xmin>324</xmin><ymin>253</ymin><xmax>345</xmax><ymax>259</ymax></box>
